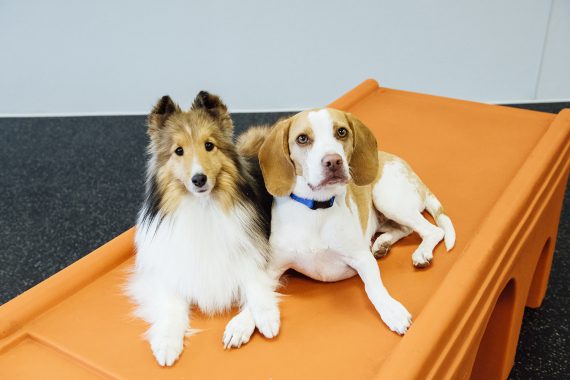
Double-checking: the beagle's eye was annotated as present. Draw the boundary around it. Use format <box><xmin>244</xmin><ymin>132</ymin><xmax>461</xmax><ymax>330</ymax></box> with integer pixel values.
<box><xmin>204</xmin><ymin>142</ymin><xmax>215</xmax><ymax>152</ymax></box>
<box><xmin>174</xmin><ymin>147</ymin><xmax>184</xmax><ymax>156</ymax></box>
<box><xmin>337</xmin><ymin>127</ymin><xmax>348</xmax><ymax>138</ymax></box>
<box><xmin>296</xmin><ymin>134</ymin><xmax>309</xmax><ymax>145</ymax></box>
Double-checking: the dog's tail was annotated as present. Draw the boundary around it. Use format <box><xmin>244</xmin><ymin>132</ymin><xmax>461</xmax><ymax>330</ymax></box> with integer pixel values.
<box><xmin>236</xmin><ymin>125</ymin><xmax>272</xmax><ymax>157</ymax></box>
<box><xmin>425</xmin><ymin>191</ymin><xmax>456</xmax><ymax>251</ymax></box>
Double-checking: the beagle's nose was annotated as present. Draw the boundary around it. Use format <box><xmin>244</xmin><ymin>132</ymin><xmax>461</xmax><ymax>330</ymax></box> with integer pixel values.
<box><xmin>191</xmin><ymin>173</ymin><xmax>207</xmax><ymax>188</ymax></box>
<box><xmin>322</xmin><ymin>154</ymin><xmax>343</xmax><ymax>171</ymax></box>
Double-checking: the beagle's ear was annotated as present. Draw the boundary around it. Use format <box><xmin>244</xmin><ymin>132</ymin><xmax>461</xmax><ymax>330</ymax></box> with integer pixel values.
<box><xmin>346</xmin><ymin>113</ymin><xmax>379</xmax><ymax>186</ymax></box>
<box><xmin>191</xmin><ymin>90</ymin><xmax>233</xmax><ymax>132</ymax></box>
<box><xmin>148</xmin><ymin>95</ymin><xmax>181</xmax><ymax>136</ymax></box>
<box><xmin>259</xmin><ymin>118</ymin><xmax>296</xmax><ymax>197</ymax></box>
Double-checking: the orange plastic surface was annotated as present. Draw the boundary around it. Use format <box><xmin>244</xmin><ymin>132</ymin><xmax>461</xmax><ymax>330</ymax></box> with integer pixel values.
<box><xmin>1</xmin><ymin>80</ymin><xmax>569</xmax><ymax>380</ymax></box>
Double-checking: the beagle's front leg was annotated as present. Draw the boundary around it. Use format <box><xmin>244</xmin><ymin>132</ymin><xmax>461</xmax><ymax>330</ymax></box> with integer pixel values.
<box><xmin>346</xmin><ymin>252</ymin><xmax>412</xmax><ymax>335</ymax></box>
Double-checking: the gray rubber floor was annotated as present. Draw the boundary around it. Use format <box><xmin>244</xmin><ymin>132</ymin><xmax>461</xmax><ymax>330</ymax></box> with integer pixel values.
<box><xmin>0</xmin><ymin>104</ymin><xmax>568</xmax><ymax>378</ymax></box>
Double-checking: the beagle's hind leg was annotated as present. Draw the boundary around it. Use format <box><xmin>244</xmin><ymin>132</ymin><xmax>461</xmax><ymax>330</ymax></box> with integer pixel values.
<box><xmin>372</xmin><ymin>222</ymin><xmax>413</xmax><ymax>259</ymax></box>
<box><xmin>386</xmin><ymin>210</ymin><xmax>444</xmax><ymax>268</ymax></box>
<box><xmin>371</xmin><ymin>157</ymin><xmax>444</xmax><ymax>268</ymax></box>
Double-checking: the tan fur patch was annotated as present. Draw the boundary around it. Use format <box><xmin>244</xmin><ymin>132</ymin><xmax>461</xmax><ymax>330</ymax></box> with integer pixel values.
<box><xmin>212</xmin><ymin>156</ymin><xmax>240</xmax><ymax>212</ymax></box>
<box><xmin>431</xmin><ymin>203</ymin><xmax>444</xmax><ymax>219</ymax></box>
<box><xmin>155</xmin><ymin>168</ymin><xmax>187</xmax><ymax>215</ymax></box>
<box><xmin>236</xmin><ymin>125</ymin><xmax>272</xmax><ymax>157</ymax></box>
<box><xmin>373</xmin><ymin>151</ymin><xmax>395</xmax><ymax>185</ymax></box>
<box><xmin>258</xmin><ymin>118</ymin><xmax>297</xmax><ymax>197</ymax></box>
<box><xmin>346</xmin><ymin>183</ymin><xmax>373</xmax><ymax>233</ymax></box>
<box><xmin>288</xmin><ymin>122</ymin><xmax>316</xmax><ymax>176</ymax></box>
<box><xmin>375</xmin><ymin>151</ymin><xmax>429</xmax><ymax>203</ymax></box>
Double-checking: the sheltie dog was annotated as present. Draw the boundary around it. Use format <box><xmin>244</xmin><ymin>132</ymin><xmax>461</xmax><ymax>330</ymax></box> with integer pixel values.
<box><xmin>127</xmin><ymin>91</ymin><xmax>280</xmax><ymax>367</ymax></box>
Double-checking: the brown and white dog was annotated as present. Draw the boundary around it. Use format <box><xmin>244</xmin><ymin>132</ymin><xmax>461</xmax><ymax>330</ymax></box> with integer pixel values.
<box><xmin>239</xmin><ymin>108</ymin><xmax>455</xmax><ymax>334</ymax></box>
<box><xmin>127</xmin><ymin>92</ymin><xmax>280</xmax><ymax>366</ymax></box>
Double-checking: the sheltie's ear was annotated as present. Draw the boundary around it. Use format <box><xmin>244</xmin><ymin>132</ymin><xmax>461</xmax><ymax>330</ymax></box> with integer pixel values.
<box><xmin>148</xmin><ymin>95</ymin><xmax>180</xmax><ymax>136</ymax></box>
<box><xmin>192</xmin><ymin>91</ymin><xmax>233</xmax><ymax>132</ymax></box>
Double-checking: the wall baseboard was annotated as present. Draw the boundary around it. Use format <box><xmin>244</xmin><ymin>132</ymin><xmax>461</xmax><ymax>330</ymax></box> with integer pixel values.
<box><xmin>490</xmin><ymin>98</ymin><xmax>570</xmax><ymax>105</ymax></box>
<box><xmin>0</xmin><ymin>102</ymin><xmax>568</xmax><ymax>119</ymax></box>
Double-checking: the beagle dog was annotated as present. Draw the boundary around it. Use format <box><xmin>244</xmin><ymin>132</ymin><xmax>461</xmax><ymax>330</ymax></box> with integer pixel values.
<box><xmin>249</xmin><ymin>108</ymin><xmax>455</xmax><ymax>334</ymax></box>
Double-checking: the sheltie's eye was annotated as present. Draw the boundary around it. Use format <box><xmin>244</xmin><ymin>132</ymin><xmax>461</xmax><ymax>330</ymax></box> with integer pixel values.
<box><xmin>205</xmin><ymin>142</ymin><xmax>215</xmax><ymax>152</ymax></box>
<box><xmin>174</xmin><ymin>147</ymin><xmax>184</xmax><ymax>156</ymax></box>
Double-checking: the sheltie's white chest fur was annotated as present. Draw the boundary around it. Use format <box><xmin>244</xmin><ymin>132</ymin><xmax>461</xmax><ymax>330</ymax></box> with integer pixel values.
<box><xmin>133</xmin><ymin>196</ymin><xmax>266</xmax><ymax>315</ymax></box>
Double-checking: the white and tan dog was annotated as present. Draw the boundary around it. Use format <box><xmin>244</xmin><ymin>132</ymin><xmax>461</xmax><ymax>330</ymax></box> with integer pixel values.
<box><xmin>240</xmin><ymin>108</ymin><xmax>455</xmax><ymax>334</ymax></box>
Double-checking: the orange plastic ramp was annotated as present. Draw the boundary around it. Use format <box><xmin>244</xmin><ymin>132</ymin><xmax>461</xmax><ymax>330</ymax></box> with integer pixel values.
<box><xmin>1</xmin><ymin>79</ymin><xmax>569</xmax><ymax>379</ymax></box>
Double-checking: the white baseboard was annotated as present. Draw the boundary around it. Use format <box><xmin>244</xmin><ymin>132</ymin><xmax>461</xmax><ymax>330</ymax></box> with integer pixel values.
<box><xmin>487</xmin><ymin>98</ymin><xmax>570</xmax><ymax>105</ymax></box>
<box><xmin>0</xmin><ymin>102</ymin><xmax>568</xmax><ymax>118</ymax></box>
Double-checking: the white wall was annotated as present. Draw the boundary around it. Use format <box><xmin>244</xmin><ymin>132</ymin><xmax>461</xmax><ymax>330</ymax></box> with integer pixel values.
<box><xmin>537</xmin><ymin>0</ymin><xmax>570</xmax><ymax>101</ymax></box>
<box><xmin>0</xmin><ymin>0</ymin><xmax>568</xmax><ymax>116</ymax></box>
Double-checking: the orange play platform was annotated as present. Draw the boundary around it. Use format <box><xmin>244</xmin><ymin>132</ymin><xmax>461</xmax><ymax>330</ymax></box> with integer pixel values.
<box><xmin>1</xmin><ymin>80</ymin><xmax>569</xmax><ymax>379</ymax></box>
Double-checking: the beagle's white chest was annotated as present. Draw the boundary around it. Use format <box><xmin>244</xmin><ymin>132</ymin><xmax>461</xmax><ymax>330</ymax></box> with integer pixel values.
<box><xmin>270</xmin><ymin>197</ymin><xmax>364</xmax><ymax>282</ymax></box>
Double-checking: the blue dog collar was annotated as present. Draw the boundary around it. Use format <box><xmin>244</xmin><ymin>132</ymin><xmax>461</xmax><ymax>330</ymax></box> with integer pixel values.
<box><xmin>290</xmin><ymin>193</ymin><xmax>335</xmax><ymax>210</ymax></box>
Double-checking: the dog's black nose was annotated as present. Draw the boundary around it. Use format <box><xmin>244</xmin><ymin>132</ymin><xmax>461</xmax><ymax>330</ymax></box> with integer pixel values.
<box><xmin>191</xmin><ymin>173</ymin><xmax>207</xmax><ymax>188</ymax></box>
<box><xmin>322</xmin><ymin>154</ymin><xmax>343</xmax><ymax>171</ymax></box>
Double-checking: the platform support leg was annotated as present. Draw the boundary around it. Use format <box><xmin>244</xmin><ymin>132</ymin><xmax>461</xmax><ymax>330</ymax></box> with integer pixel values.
<box><xmin>526</xmin><ymin>238</ymin><xmax>554</xmax><ymax>308</ymax></box>
<box><xmin>470</xmin><ymin>280</ymin><xmax>518</xmax><ymax>380</ymax></box>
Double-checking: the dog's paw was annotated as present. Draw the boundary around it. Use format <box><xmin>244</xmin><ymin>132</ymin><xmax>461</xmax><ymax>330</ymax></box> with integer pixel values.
<box><xmin>412</xmin><ymin>247</ymin><xmax>433</xmax><ymax>268</ymax></box>
<box><xmin>378</xmin><ymin>298</ymin><xmax>412</xmax><ymax>335</ymax></box>
<box><xmin>253</xmin><ymin>307</ymin><xmax>280</xmax><ymax>339</ymax></box>
<box><xmin>223</xmin><ymin>311</ymin><xmax>256</xmax><ymax>349</ymax></box>
<box><xmin>150</xmin><ymin>336</ymin><xmax>184</xmax><ymax>367</ymax></box>
<box><xmin>373</xmin><ymin>241</ymin><xmax>392</xmax><ymax>259</ymax></box>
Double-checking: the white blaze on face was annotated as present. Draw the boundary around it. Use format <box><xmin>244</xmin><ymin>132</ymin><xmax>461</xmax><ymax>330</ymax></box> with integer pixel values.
<box><xmin>187</xmin><ymin>156</ymin><xmax>212</xmax><ymax>195</ymax></box>
<box><xmin>306</xmin><ymin>109</ymin><xmax>349</xmax><ymax>186</ymax></box>
<box><xmin>190</xmin><ymin>156</ymin><xmax>203</xmax><ymax>178</ymax></box>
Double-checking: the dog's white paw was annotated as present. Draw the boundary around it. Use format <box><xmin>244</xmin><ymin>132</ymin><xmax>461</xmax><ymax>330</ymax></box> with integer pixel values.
<box><xmin>253</xmin><ymin>307</ymin><xmax>280</xmax><ymax>339</ymax></box>
<box><xmin>412</xmin><ymin>247</ymin><xmax>433</xmax><ymax>268</ymax></box>
<box><xmin>150</xmin><ymin>336</ymin><xmax>184</xmax><ymax>367</ymax></box>
<box><xmin>378</xmin><ymin>298</ymin><xmax>412</xmax><ymax>335</ymax></box>
<box><xmin>372</xmin><ymin>237</ymin><xmax>392</xmax><ymax>259</ymax></box>
<box><xmin>223</xmin><ymin>311</ymin><xmax>256</xmax><ymax>349</ymax></box>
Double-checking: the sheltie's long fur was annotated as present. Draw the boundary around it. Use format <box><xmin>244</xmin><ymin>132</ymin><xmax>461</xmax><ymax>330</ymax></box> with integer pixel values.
<box><xmin>126</xmin><ymin>92</ymin><xmax>280</xmax><ymax>367</ymax></box>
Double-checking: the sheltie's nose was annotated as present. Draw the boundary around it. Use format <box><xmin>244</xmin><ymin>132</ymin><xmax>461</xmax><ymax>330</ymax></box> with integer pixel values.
<box><xmin>191</xmin><ymin>173</ymin><xmax>207</xmax><ymax>188</ymax></box>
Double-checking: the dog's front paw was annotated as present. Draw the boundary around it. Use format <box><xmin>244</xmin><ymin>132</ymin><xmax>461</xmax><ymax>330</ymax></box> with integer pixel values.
<box><xmin>150</xmin><ymin>336</ymin><xmax>184</xmax><ymax>367</ymax></box>
<box><xmin>253</xmin><ymin>307</ymin><xmax>280</xmax><ymax>339</ymax></box>
<box><xmin>223</xmin><ymin>311</ymin><xmax>256</xmax><ymax>349</ymax></box>
<box><xmin>379</xmin><ymin>298</ymin><xmax>412</xmax><ymax>335</ymax></box>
